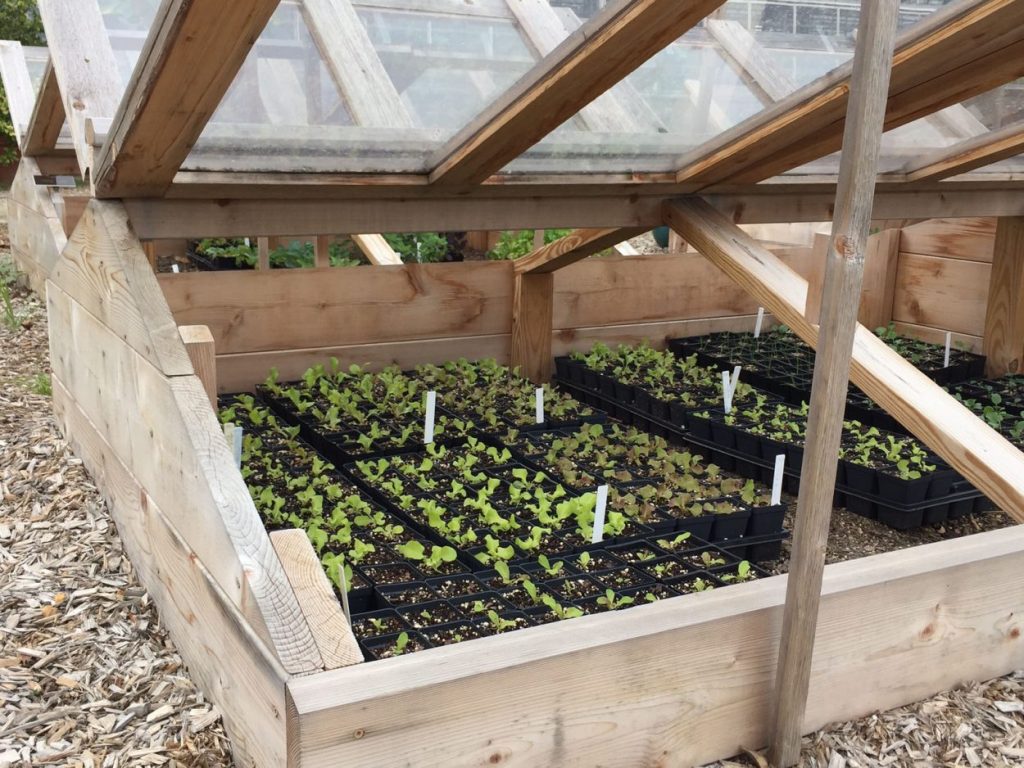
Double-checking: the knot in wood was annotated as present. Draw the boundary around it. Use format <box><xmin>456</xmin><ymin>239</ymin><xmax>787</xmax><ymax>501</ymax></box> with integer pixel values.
<box><xmin>833</xmin><ymin>234</ymin><xmax>857</xmax><ymax>260</ymax></box>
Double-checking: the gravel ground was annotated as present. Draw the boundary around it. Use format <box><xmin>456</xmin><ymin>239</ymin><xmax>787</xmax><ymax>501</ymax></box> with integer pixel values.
<box><xmin>1</xmin><ymin>221</ymin><xmax>1022</xmax><ymax>766</ymax></box>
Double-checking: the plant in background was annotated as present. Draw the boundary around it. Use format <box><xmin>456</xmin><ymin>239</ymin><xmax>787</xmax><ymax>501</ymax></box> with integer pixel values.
<box><xmin>487</xmin><ymin>229</ymin><xmax>573</xmax><ymax>261</ymax></box>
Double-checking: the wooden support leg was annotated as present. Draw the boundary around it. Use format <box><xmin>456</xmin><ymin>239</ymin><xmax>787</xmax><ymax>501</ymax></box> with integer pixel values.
<box><xmin>314</xmin><ymin>234</ymin><xmax>331</xmax><ymax>268</ymax></box>
<box><xmin>511</xmin><ymin>272</ymin><xmax>553</xmax><ymax>384</ymax></box>
<box><xmin>768</xmin><ymin>4</ymin><xmax>899</xmax><ymax>765</ymax></box>
<box><xmin>257</xmin><ymin>236</ymin><xmax>270</xmax><ymax>270</ymax></box>
<box><xmin>983</xmin><ymin>217</ymin><xmax>1024</xmax><ymax>375</ymax></box>
<box><xmin>179</xmin><ymin>325</ymin><xmax>218</xmax><ymax>407</ymax></box>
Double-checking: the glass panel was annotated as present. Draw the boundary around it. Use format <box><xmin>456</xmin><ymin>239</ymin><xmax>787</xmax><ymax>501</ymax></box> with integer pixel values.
<box><xmin>184</xmin><ymin>0</ymin><xmax>540</xmax><ymax>174</ymax></box>
<box><xmin>22</xmin><ymin>46</ymin><xmax>49</xmax><ymax>95</ymax></box>
<box><xmin>100</xmin><ymin>0</ymin><xmax>162</xmax><ymax>86</ymax></box>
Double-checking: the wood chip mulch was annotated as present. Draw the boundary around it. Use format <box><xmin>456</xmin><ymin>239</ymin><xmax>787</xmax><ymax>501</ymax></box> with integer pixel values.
<box><xmin>1</xmin><ymin>226</ymin><xmax>1022</xmax><ymax>766</ymax></box>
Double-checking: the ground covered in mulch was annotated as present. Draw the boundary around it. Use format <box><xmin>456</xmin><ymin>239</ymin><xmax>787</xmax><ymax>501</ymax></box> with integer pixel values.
<box><xmin>1</xmin><ymin>224</ymin><xmax>1022</xmax><ymax>765</ymax></box>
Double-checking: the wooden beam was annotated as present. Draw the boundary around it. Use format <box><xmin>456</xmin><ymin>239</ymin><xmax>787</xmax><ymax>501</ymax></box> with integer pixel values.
<box><xmin>302</xmin><ymin>0</ymin><xmax>414</xmax><ymax>128</ymax></box>
<box><xmin>514</xmin><ymin>227</ymin><xmax>647</xmax><ymax>274</ymax></box>
<box><xmin>510</xmin><ymin>272</ymin><xmax>554</xmax><ymax>384</ymax></box>
<box><xmin>768</xmin><ymin>3</ymin><xmax>899</xmax><ymax>764</ymax></box>
<box><xmin>37</xmin><ymin>0</ymin><xmax>121</xmax><ymax>176</ymax></box>
<box><xmin>983</xmin><ymin>217</ymin><xmax>1024</xmax><ymax>375</ymax></box>
<box><xmin>351</xmin><ymin>234</ymin><xmax>402</xmax><ymax>265</ymax></box>
<box><xmin>903</xmin><ymin>120</ymin><xmax>1024</xmax><ymax>183</ymax></box>
<box><xmin>665</xmin><ymin>197</ymin><xmax>1024</xmax><ymax>523</ymax></box>
<box><xmin>429</xmin><ymin>0</ymin><xmax>725</xmax><ymax>187</ymax></box>
<box><xmin>24</xmin><ymin>59</ymin><xmax>66</xmax><ymax>156</ymax></box>
<box><xmin>179</xmin><ymin>325</ymin><xmax>217</xmax><ymax>409</ymax></box>
<box><xmin>314</xmin><ymin>234</ymin><xmax>331</xmax><ymax>268</ymax></box>
<box><xmin>257</xmin><ymin>237</ymin><xmax>271</xmax><ymax>270</ymax></box>
<box><xmin>91</xmin><ymin>0</ymin><xmax>278</xmax><ymax>197</ymax></box>
<box><xmin>270</xmin><ymin>529</ymin><xmax>363</xmax><ymax>670</ymax></box>
<box><xmin>676</xmin><ymin>0</ymin><xmax>1024</xmax><ymax>186</ymax></box>
<box><xmin>706</xmin><ymin>18</ymin><xmax>795</xmax><ymax>103</ymax></box>
<box><xmin>0</xmin><ymin>42</ymin><xmax>36</xmax><ymax>147</ymax></box>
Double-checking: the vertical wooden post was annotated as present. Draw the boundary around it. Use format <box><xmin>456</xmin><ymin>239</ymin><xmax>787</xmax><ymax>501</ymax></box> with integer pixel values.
<box><xmin>314</xmin><ymin>235</ymin><xmax>331</xmax><ymax>268</ymax></box>
<box><xmin>533</xmin><ymin>229</ymin><xmax>545</xmax><ymax>249</ymax></box>
<box><xmin>179</xmin><ymin>325</ymin><xmax>218</xmax><ymax>408</ymax></box>
<box><xmin>510</xmin><ymin>272</ymin><xmax>554</xmax><ymax>384</ymax></box>
<box><xmin>768</xmin><ymin>3</ymin><xmax>899</xmax><ymax>767</ymax></box>
<box><xmin>257</xmin><ymin>237</ymin><xmax>270</xmax><ymax>270</ymax></box>
<box><xmin>983</xmin><ymin>217</ymin><xmax>1024</xmax><ymax>376</ymax></box>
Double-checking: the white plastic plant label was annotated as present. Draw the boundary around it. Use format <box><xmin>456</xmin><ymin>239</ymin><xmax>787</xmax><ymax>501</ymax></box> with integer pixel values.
<box><xmin>944</xmin><ymin>332</ymin><xmax>952</xmax><ymax>368</ymax></box>
<box><xmin>424</xmin><ymin>391</ymin><xmax>437</xmax><ymax>444</ymax></box>
<box><xmin>771</xmin><ymin>454</ymin><xmax>786</xmax><ymax>506</ymax></box>
<box><xmin>535</xmin><ymin>387</ymin><xmax>544</xmax><ymax>424</ymax></box>
<box><xmin>591</xmin><ymin>485</ymin><xmax>609</xmax><ymax>544</ymax></box>
<box><xmin>754</xmin><ymin>307</ymin><xmax>765</xmax><ymax>338</ymax></box>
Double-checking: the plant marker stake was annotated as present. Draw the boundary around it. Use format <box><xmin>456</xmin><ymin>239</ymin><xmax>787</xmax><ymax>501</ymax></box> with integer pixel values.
<box><xmin>591</xmin><ymin>485</ymin><xmax>609</xmax><ymax>544</ymax></box>
<box><xmin>722</xmin><ymin>370</ymin><xmax>733</xmax><ymax>414</ymax></box>
<box><xmin>944</xmin><ymin>331</ymin><xmax>952</xmax><ymax>368</ymax></box>
<box><xmin>535</xmin><ymin>387</ymin><xmax>544</xmax><ymax>425</ymax></box>
<box><xmin>338</xmin><ymin>563</ymin><xmax>352</xmax><ymax>623</ymax></box>
<box><xmin>754</xmin><ymin>307</ymin><xmax>765</xmax><ymax>338</ymax></box>
<box><xmin>771</xmin><ymin>454</ymin><xmax>786</xmax><ymax>506</ymax></box>
<box><xmin>731</xmin><ymin>365</ymin><xmax>741</xmax><ymax>393</ymax></box>
<box><xmin>424</xmin><ymin>391</ymin><xmax>437</xmax><ymax>444</ymax></box>
<box><xmin>231</xmin><ymin>426</ymin><xmax>243</xmax><ymax>469</ymax></box>
<box><xmin>171</xmin><ymin>263</ymin><xmax>179</xmax><ymax>273</ymax></box>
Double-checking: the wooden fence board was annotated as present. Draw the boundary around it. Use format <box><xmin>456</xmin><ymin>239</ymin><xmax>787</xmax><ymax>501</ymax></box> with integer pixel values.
<box><xmin>52</xmin><ymin>378</ymin><xmax>289</xmax><ymax>766</ymax></box>
<box><xmin>287</xmin><ymin>526</ymin><xmax>1024</xmax><ymax>767</ymax></box>
<box><xmin>892</xmin><ymin>252</ymin><xmax>990</xmax><ymax>336</ymax></box>
<box><xmin>898</xmin><ymin>217</ymin><xmax>996</xmax><ymax>261</ymax></box>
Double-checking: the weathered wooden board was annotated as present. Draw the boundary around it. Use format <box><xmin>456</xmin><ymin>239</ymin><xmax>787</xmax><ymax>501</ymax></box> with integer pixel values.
<box><xmin>46</xmin><ymin>282</ymin><xmax>321</xmax><ymax>675</ymax></box>
<box><xmin>983</xmin><ymin>217</ymin><xmax>1024</xmax><ymax>376</ymax></box>
<box><xmin>8</xmin><ymin>159</ymin><xmax>68</xmax><ymax>294</ymax></box>
<box><xmin>287</xmin><ymin>526</ymin><xmax>1024</xmax><ymax>767</ymax></box>
<box><xmin>52</xmin><ymin>378</ymin><xmax>289</xmax><ymax>766</ymax></box>
<box><xmin>898</xmin><ymin>217</ymin><xmax>996</xmax><ymax>262</ymax></box>
<box><xmin>891</xmin><ymin>252</ymin><xmax>990</xmax><ymax>336</ymax></box>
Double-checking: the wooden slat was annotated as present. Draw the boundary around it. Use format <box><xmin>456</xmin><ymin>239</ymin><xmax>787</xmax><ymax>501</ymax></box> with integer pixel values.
<box><xmin>286</xmin><ymin>525</ymin><xmax>1024</xmax><ymax>766</ymax></box>
<box><xmin>91</xmin><ymin>0</ymin><xmax>278</xmax><ymax>197</ymax></box>
<box><xmin>37</xmin><ymin>0</ymin><xmax>121</xmax><ymax>175</ymax></box>
<box><xmin>891</xmin><ymin>252</ymin><xmax>991</xmax><ymax>336</ymax></box>
<box><xmin>429</xmin><ymin>0</ymin><xmax>725</xmax><ymax>186</ymax></box>
<box><xmin>676</xmin><ymin>0</ymin><xmax>1024</xmax><ymax>186</ymax></box>
<box><xmin>8</xmin><ymin>158</ymin><xmax>68</xmax><ymax>295</ymax></box>
<box><xmin>302</xmin><ymin>0</ymin><xmax>414</xmax><ymax>128</ymax></box>
<box><xmin>158</xmin><ymin>261</ymin><xmax>514</xmax><ymax>355</ymax></box>
<box><xmin>24</xmin><ymin>59</ymin><xmax>67</xmax><ymax>156</ymax></box>
<box><xmin>270</xmin><ymin>530</ymin><xmax>363</xmax><ymax>670</ymax></box>
<box><xmin>510</xmin><ymin>272</ymin><xmax>553</xmax><ymax>383</ymax></box>
<box><xmin>903</xmin><ymin>121</ymin><xmax>1024</xmax><ymax>183</ymax></box>
<box><xmin>314</xmin><ymin>235</ymin><xmax>331</xmax><ymax>268</ymax></box>
<box><xmin>983</xmin><ymin>217</ymin><xmax>1024</xmax><ymax>375</ymax></box>
<box><xmin>351</xmin><ymin>234</ymin><xmax>402</xmax><ymax>265</ymax></box>
<box><xmin>806</xmin><ymin>229</ymin><xmax>902</xmax><ymax>329</ymax></box>
<box><xmin>514</xmin><ymin>227</ymin><xmax>646</xmax><ymax>273</ymax></box>
<box><xmin>769</xmin><ymin>3</ymin><xmax>899</xmax><ymax>762</ymax></box>
<box><xmin>52</xmin><ymin>379</ymin><xmax>289</xmax><ymax>766</ymax></box>
<box><xmin>0</xmin><ymin>42</ymin><xmax>36</xmax><ymax>147</ymax></box>
<box><xmin>666</xmin><ymin>196</ymin><xmax>1024</xmax><ymax>523</ymax></box>
<box><xmin>898</xmin><ymin>217</ymin><xmax>996</xmax><ymax>262</ymax></box>
<box><xmin>179</xmin><ymin>325</ymin><xmax>217</xmax><ymax>408</ymax></box>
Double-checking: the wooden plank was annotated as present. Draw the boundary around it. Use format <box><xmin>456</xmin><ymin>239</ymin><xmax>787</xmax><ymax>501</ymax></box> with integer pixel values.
<box><xmin>24</xmin><ymin>59</ymin><xmax>66</xmax><ymax>156</ymax></box>
<box><xmin>429</xmin><ymin>0</ymin><xmax>725</xmax><ymax>186</ymax></box>
<box><xmin>302</xmin><ymin>0</ymin><xmax>414</xmax><ymax>129</ymax></box>
<box><xmin>92</xmin><ymin>0</ymin><xmax>278</xmax><ymax>197</ymax></box>
<box><xmin>351</xmin><ymin>234</ymin><xmax>402</xmax><ymax>265</ymax></box>
<box><xmin>286</xmin><ymin>525</ymin><xmax>1024</xmax><ymax>767</ymax></box>
<box><xmin>675</xmin><ymin>0</ymin><xmax>1024</xmax><ymax>186</ymax></box>
<box><xmin>61</xmin><ymin>195</ymin><xmax>89</xmax><ymax>238</ymax></box>
<box><xmin>179</xmin><ymin>325</ymin><xmax>218</xmax><ymax>408</ymax></box>
<box><xmin>706</xmin><ymin>18</ymin><xmax>796</xmax><ymax>103</ymax></box>
<box><xmin>0</xmin><ymin>42</ymin><xmax>36</xmax><ymax>146</ymax></box>
<box><xmin>510</xmin><ymin>272</ymin><xmax>553</xmax><ymax>384</ymax></box>
<box><xmin>37</xmin><ymin>0</ymin><xmax>121</xmax><ymax>175</ymax></box>
<box><xmin>769</xmin><ymin>3</ymin><xmax>899</xmax><ymax>763</ymax></box>
<box><xmin>891</xmin><ymin>252</ymin><xmax>991</xmax><ymax>337</ymax></box>
<box><xmin>898</xmin><ymin>217</ymin><xmax>996</xmax><ymax>262</ymax></box>
<box><xmin>891</xmin><ymin>321</ymin><xmax>984</xmax><ymax>354</ymax></box>
<box><xmin>257</xmin><ymin>237</ymin><xmax>271</xmax><ymax>270</ymax></box>
<box><xmin>8</xmin><ymin>158</ymin><xmax>68</xmax><ymax>295</ymax></box>
<box><xmin>514</xmin><ymin>227</ymin><xmax>646</xmax><ymax>274</ymax></box>
<box><xmin>665</xmin><ymin>197</ymin><xmax>1024</xmax><ymax>523</ymax></box>
<box><xmin>124</xmin><ymin>195</ymin><xmax>666</xmax><ymax>239</ymax></box>
<box><xmin>51</xmin><ymin>378</ymin><xmax>289</xmax><ymax>767</ymax></box>
<box><xmin>807</xmin><ymin>229</ymin><xmax>902</xmax><ymax>329</ymax></box>
<box><xmin>904</xmin><ymin>121</ymin><xmax>1024</xmax><ymax>183</ymax></box>
<box><xmin>983</xmin><ymin>217</ymin><xmax>1024</xmax><ymax>375</ymax></box>
<box><xmin>157</xmin><ymin>261</ymin><xmax>514</xmax><ymax>355</ymax></box>
<box><xmin>270</xmin><ymin>529</ymin><xmax>363</xmax><ymax>670</ymax></box>
<box><xmin>314</xmin><ymin>235</ymin><xmax>331</xmax><ymax>268</ymax></box>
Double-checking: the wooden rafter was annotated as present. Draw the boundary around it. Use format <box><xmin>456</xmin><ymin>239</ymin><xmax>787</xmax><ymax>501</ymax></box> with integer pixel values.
<box><xmin>0</xmin><ymin>41</ymin><xmax>36</xmax><ymax>147</ymax></box>
<box><xmin>429</xmin><ymin>0</ymin><xmax>725</xmax><ymax>187</ymax></box>
<box><xmin>706</xmin><ymin>18</ymin><xmax>795</xmax><ymax>103</ymax></box>
<box><xmin>901</xmin><ymin>120</ymin><xmax>1024</xmax><ymax>182</ymax></box>
<box><xmin>665</xmin><ymin>197</ymin><xmax>1024</xmax><ymax>524</ymax></box>
<box><xmin>514</xmin><ymin>227</ymin><xmax>646</xmax><ymax>273</ymax></box>
<box><xmin>24</xmin><ymin>59</ymin><xmax>68</xmax><ymax>157</ymax></box>
<box><xmin>37</xmin><ymin>0</ymin><xmax>121</xmax><ymax>176</ymax></box>
<box><xmin>302</xmin><ymin>0</ymin><xmax>414</xmax><ymax>128</ymax></box>
<box><xmin>91</xmin><ymin>0</ymin><xmax>278</xmax><ymax>198</ymax></box>
<box><xmin>676</xmin><ymin>0</ymin><xmax>1024</xmax><ymax>187</ymax></box>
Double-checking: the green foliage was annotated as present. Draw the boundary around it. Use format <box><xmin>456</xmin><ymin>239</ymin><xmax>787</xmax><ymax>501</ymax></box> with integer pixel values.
<box><xmin>383</xmin><ymin>232</ymin><xmax>447</xmax><ymax>263</ymax></box>
<box><xmin>0</xmin><ymin>0</ymin><xmax>45</xmax><ymax>164</ymax></box>
<box><xmin>487</xmin><ymin>229</ymin><xmax>572</xmax><ymax>261</ymax></box>
<box><xmin>31</xmin><ymin>372</ymin><xmax>50</xmax><ymax>396</ymax></box>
